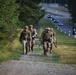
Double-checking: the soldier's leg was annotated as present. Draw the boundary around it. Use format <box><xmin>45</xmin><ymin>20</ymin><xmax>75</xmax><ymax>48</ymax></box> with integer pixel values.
<box><xmin>31</xmin><ymin>39</ymin><xmax>35</xmax><ymax>51</ymax></box>
<box><xmin>47</xmin><ymin>42</ymin><xmax>51</xmax><ymax>53</ymax></box>
<box><xmin>26</xmin><ymin>41</ymin><xmax>29</xmax><ymax>54</ymax></box>
<box><xmin>50</xmin><ymin>40</ymin><xmax>53</xmax><ymax>53</ymax></box>
<box><xmin>50</xmin><ymin>43</ymin><xmax>52</xmax><ymax>53</ymax></box>
<box><xmin>43</xmin><ymin>41</ymin><xmax>47</xmax><ymax>55</ymax></box>
<box><xmin>29</xmin><ymin>40</ymin><xmax>31</xmax><ymax>51</ymax></box>
<box><xmin>22</xmin><ymin>40</ymin><xmax>27</xmax><ymax>55</ymax></box>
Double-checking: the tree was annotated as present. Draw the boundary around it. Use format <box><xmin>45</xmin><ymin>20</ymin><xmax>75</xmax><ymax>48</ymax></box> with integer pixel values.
<box><xmin>17</xmin><ymin>0</ymin><xmax>45</xmax><ymax>26</ymax></box>
<box><xmin>67</xmin><ymin>0</ymin><xmax>76</xmax><ymax>23</ymax></box>
<box><xmin>0</xmin><ymin>0</ymin><xmax>19</xmax><ymax>43</ymax></box>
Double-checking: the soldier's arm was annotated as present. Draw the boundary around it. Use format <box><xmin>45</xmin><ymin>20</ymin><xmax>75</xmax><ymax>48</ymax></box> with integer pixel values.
<box><xmin>29</xmin><ymin>31</ymin><xmax>32</xmax><ymax>40</ymax></box>
<box><xmin>32</xmin><ymin>29</ymin><xmax>37</xmax><ymax>38</ymax></box>
<box><xmin>53</xmin><ymin>32</ymin><xmax>57</xmax><ymax>42</ymax></box>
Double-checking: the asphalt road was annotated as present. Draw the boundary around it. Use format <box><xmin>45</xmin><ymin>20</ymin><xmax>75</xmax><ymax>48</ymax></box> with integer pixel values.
<box><xmin>45</xmin><ymin>14</ymin><xmax>73</xmax><ymax>37</ymax></box>
<box><xmin>41</xmin><ymin>3</ymin><xmax>71</xmax><ymax>19</ymax></box>
<box><xmin>57</xmin><ymin>18</ymin><xmax>73</xmax><ymax>36</ymax></box>
<box><xmin>41</xmin><ymin>3</ymin><xmax>73</xmax><ymax>37</ymax></box>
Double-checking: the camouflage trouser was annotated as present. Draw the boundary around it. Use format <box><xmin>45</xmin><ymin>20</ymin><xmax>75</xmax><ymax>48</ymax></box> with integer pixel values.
<box><xmin>29</xmin><ymin>39</ymin><xmax>35</xmax><ymax>51</ymax></box>
<box><xmin>22</xmin><ymin>40</ymin><xmax>29</xmax><ymax>54</ymax></box>
<box><xmin>43</xmin><ymin>41</ymin><xmax>52</xmax><ymax>55</ymax></box>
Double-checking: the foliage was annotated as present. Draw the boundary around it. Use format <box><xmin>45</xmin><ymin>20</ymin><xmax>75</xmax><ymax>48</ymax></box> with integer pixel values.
<box><xmin>0</xmin><ymin>34</ymin><xmax>22</xmax><ymax>62</ymax></box>
<box><xmin>0</xmin><ymin>0</ymin><xmax>19</xmax><ymax>49</ymax></box>
<box><xmin>17</xmin><ymin>0</ymin><xmax>45</xmax><ymax>26</ymax></box>
<box><xmin>67</xmin><ymin>0</ymin><xmax>76</xmax><ymax>23</ymax></box>
<box><xmin>0</xmin><ymin>0</ymin><xmax>45</xmax><ymax>62</ymax></box>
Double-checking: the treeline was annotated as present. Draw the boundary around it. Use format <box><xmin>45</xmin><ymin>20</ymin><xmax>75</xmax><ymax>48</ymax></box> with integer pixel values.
<box><xmin>0</xmin><ymin>0</ymin><xmax>19</xmax><ymax>49</ymax></box>
<box><xmin>67</xmin><ymin>0</ymin><xmax>76</xmax><ymax>23</ymax></box>
<box><xmin>0</xmin><ymin>0</ymin><xmax>45</xmax><ymax>50</ymax></box>
<box><xmin>43</xmin><ymin>0</ymin><xmax>67</xmax><ymax>4</ymax></box>
<box><xmin>43</xmin><ymin>0</ymin><xmax>76</xmax><ymax>23</ymax></box>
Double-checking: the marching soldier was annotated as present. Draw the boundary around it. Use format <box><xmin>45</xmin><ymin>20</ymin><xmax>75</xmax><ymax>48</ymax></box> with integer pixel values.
<box><xmin>29</xmin><ymin>25</ymin><xmax>37</xmax><ymax>51</ymax></box>
<box><xmin>19</xmin><ymin>26</ymin><xmax>31</xmax><ymax>54</ymax></box>
<box><xmin>41</xmin><ymin>28</ymin><xmax>53</xmax><ymax>55</ymax></box>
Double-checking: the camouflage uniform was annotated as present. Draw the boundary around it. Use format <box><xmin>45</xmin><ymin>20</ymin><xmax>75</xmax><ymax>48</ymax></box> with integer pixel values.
<box><xmin>41</xmin><ymin>28</ymin><xmax>53</xmax><ymax>55</ymax></box>
<box><xmin>19</xmin><ymin>26</ymin><xmax>31</xmax><ymax>54</ymax></box>
<box><xmin>29</xmin><ymin>25</ymin><xmax>37</xmax><ymax>51</ymax></box>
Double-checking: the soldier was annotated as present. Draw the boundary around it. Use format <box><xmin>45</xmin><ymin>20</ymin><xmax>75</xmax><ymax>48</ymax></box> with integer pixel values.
<box><xmin>19</xmin><ymin>26</ymin><xmax>31</xmax><ymax>54</ymax></box>
<box><xmin>41</xmin><ymin>28</ymin><xmax>53</xmax><ymax>55</ymax></box>
<box><xmin>29</xmin><ymin>25</ymin><xmax>37</xmax><ymax>51</ymax></box>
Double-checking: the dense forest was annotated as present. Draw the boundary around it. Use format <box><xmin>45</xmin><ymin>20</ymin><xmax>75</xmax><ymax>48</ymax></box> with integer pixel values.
<box><xmin>67</xmin><ymin>0</ymin><xmax>76</xmax><ymax>23</ymax></box>
<box><xmin>0</xmin><ymin>0</ymin><xmax>19</xmax><ymax>49</ymax></box>
<box><xmin>0</xmin><ymin>0</ymin><xmax>45</xmax><ymax>50</ymax></box>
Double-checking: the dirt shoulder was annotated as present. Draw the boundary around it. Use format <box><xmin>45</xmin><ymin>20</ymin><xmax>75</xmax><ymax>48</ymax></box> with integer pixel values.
<box><xmin>0</xmin><ymin>51</ymin><xmax>76</xmax><ymax>75</ymax></box>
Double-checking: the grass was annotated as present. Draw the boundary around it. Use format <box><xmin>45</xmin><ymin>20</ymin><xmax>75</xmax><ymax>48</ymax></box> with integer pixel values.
<box><xmin>55</xmin><ymin>37</ymin><xmax>76</xmax><ymax>64</ymax></box>
<box><xmin>0</xmin><ymin>18</ymin><xmax>76</xmax><ymax>64</ymax></box>
<box><xmin>0</xmin><ymin>29</ymin><xmax>23</xmax><ymax>62</ymax></box>
<box><xmin>38</xmin><ymin>18</ymin><xmax>76</xmax><ymax>64</ymax></box>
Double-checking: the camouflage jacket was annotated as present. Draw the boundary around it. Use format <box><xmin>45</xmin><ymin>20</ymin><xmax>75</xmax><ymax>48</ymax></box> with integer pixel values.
<box><xmin>42</xmin><ymin>31</ymin><xmax>53</xmax><ymax>41</ymax></box>
<box><xmin>19</xmin><ymin>30</ymin><xmax>31</xmax><ymax>42</ymax></box>
<box><xmin>29</xmin><ymin>29</ymin><xmax>37</xmax><ymax>39</ymax></box>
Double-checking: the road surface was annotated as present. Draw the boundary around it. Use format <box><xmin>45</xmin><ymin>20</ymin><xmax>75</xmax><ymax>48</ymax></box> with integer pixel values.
<box><xmin>41</xmin><ymin>3</ymin><xmax>73</xmax><ymax>37</ymax></box>
<box><xmin>0</xmin><ymin>51</ymin><xmax>76</xmax><ymax>75</ymax></box>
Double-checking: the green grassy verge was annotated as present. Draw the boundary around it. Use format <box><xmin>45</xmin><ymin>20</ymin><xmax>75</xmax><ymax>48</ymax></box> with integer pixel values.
<box><xmin>0</xmin><ymin>29</ymin><xmax>23</xmax><ymax>62</ymax></box>
<box><xmin>38</xmin><ymin>18</ymin><xmax>76</xmax><ymax>64</ymax></box>
<box><xmin>0</xmin><ymin>18</ymin><xmax>76</xmax><ymax>64</ymax></box>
